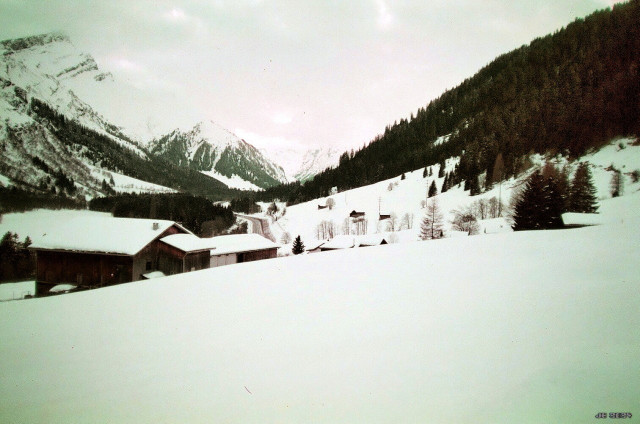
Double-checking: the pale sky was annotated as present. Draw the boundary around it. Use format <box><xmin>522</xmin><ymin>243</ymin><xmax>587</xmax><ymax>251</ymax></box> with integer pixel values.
<box><xmin>0</xmin><ymin>0</ymin><xmax>625</xmax><ymax>152</ymax></box>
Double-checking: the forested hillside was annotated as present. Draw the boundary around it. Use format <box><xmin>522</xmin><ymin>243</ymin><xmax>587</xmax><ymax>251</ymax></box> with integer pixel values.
<box><xmin>257</xmin><ymin>1</ymin><xmax>639</xmax><ymax>205</ymax></box>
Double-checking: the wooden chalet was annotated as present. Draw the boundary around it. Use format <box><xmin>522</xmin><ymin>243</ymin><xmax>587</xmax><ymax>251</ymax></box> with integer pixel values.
<box><xmin>349</xmin><ymin>210</ymin><xmax>365</xmax><ymax>219</ymax></box>
<box><xmin>29</xmin><ymin>217</ymin><xmax>191</xmax><ymax>295</ymax></box>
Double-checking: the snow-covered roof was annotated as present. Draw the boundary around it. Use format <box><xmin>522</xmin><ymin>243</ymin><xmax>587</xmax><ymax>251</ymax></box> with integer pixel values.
<box><xmin>160</xmin><ymin>234</ymin><xmax>219</xmax><ymax>253</ymax></box>
<box><xmin>561</xmin><ymin>213</ymin><xmax>608</xmax><ymax>227</ymax></box>
<box><xmin>208</xmin><ymin>234</ymin><xmax>279</xmax><ymax>256</ymax></box>
<box><xmin>29</xmin><ymin>217</ymin><xmax>189</xmax><ymax>256</ymax></box>
<box><xmin>49</xmin><ymin>284</ymin><xmax>76</xmax><ymax>293</ymax></box>
<box><xmin>356</xmin><ymin>234</ymin><xmax>388</xmax><ymax>247</ymax></box>
<box><xmin>321</xmin><ymin>235</ymin><xmax>356</xmax><ymax>250</ymax></box>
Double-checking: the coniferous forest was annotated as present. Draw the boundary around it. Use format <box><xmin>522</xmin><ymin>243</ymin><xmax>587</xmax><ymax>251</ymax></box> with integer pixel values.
<box><xmin>254</xmin><ymin>1</ymin><xmax>639</xmax><ymax>205</ymax></box>
<box><xmin>89</xmin><ymin>193</ymin><xmax>235</xmax><ymax>236</ymax></box>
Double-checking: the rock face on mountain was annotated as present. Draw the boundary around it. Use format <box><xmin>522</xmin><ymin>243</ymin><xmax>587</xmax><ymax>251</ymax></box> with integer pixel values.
<box><xmin>0</xmin><ymin>32</ymin><xmax>288</xmax><ymax>195</ymax></box>
<box><xmin>149</xmin><ymin>121</ymin><xmax>288</xmax><ymax>189</ymax></box>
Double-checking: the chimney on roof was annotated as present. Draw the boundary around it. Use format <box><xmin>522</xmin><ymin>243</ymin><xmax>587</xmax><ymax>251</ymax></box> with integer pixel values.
<box><xmin>152</xmin><ymin>222</ymin><xmax>159</xmax><ymax>230</ymax></box>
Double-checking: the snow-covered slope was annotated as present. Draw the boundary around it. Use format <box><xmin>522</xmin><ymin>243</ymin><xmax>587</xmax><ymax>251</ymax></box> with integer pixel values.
<box><xmin>149</xmin><ymin>121</ymin><xmax>288</xmax><ymax>190</ymax></box>
<box><xmin>269</xmin><ymin>138</ymin><xmax>640</xmax><ymax>246</ymax></box>
<box><xmin>0</xmin><ymin>194</ymin><xmax>638</xmax><ymax>423</ymax></box>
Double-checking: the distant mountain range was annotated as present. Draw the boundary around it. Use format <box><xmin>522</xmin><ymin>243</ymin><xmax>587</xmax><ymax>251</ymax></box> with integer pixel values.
<box><xmin>0</xmin><ymin>32</ymin><xmax>319</xmax><ymax>199</ymax></box>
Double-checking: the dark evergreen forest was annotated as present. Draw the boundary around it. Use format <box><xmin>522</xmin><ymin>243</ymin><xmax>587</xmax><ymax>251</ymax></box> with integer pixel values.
<box><xmin>254</xmin><ymin>1</ymin><xmax>639</xmax><ymax>205</ymax></box>
<box><xmin>89</xmin><ymin>193</ymin><xmax>235</xmax><ymax>235</ymax></box>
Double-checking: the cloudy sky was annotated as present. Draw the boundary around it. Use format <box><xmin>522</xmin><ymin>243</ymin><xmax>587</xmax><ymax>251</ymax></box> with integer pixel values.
<box><xmin>0</xmin><ymin>0</ymin><xmax>625</xmax><ymax>152</ymax></box>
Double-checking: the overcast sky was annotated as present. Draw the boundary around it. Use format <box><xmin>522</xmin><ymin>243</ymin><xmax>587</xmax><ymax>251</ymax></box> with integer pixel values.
<box><xmin>0</xmin><ymin>0</ymin><xmax>625</xmax><ymax>152</ymax></box>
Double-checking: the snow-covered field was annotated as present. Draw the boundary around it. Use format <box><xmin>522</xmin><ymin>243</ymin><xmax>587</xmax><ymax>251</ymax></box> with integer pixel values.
<box><xmin>88</xmin><ymin>166</ymin><xmax>176</xmax><ymax>194</ymax></box>
<box><xmin>201</xmin><ymin>170</ymin><xmax>263</xmax><ymax>191</ymax></box>
<box><xmin>0</xmin><ymin>280</ymin><xmax>35</xmax><ymax>301</ymax></box>
<box><xmin>0</xmin><ymin>191</ymin><xmax>639</xmax><ymax>422</ymax></box>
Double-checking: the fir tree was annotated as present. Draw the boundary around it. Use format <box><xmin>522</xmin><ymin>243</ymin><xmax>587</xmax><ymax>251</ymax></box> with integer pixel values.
<box><xmin>441</xmin><ymin>173</ymin><xmax>449</xmax><ymax>193</ymax></box>
<box><xmin>568</xmin><ymin>162</ymin><xmax>599</xmax><ymax>213</ymax></box>
<box><xmin>401</xmin><ymin>173</ymin><xmax>406</xmax><ymax>180</ymax></box>
<box><xmin>438</xmin><ymin>159</ymin><xmax>446</xmax><ymax>178</ymax></box>
<box><xmin>422</xmin><ymin>167</ymin><xmax>428</xmax><ymax>178</ymax></box>
<box><xmin>512</xmin><ymin>171</ymin><xmax>564</xmax><ymax>231</ymax></box>
<box><xmin>292</xmin><ymin>235</ymin><xmax>305</xmax><ymax>255</ymax></box>
<box><xmin>428</xmin><ymin>180</ymin><xmax>438</xmax><ymax>197</ymax></box>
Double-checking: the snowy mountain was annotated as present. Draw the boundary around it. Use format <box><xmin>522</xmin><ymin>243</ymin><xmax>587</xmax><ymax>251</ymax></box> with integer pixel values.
<box><xmin>149</xmin><ymin>121</ymin><xmax>288</xmax><ymax>190</ymax></box>
<box><xmin>260</xmin><ymin>145</ymin><xmax>341</xmax><ymax>183</ymax></box>
<box><xmin>294</xmin><ymin>147</ymin><xmax>341</xmax><ymax>183</ymax></box>
<box><xmin>0</xmin><ymin>32</ymin><xmax>288</xmax><ymax>195</ymax></box>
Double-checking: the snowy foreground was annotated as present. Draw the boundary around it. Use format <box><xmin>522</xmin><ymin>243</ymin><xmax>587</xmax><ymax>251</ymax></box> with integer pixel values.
<box><xmin>1</xmin><ymin>196</ymin><xmax>639</xmax><ymax>423</ymax></box>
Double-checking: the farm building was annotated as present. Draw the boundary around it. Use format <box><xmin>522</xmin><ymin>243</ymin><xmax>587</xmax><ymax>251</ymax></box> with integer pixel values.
<box><xmin>29</xmin><ymin>217</ymin><xmax>280</xmax><ymax>295</ymax></box>
<box><xmin>209</xmin><ymin>234</ymin><xmax>279</xmax><ymax>267</ymax></box>
<box><xmin>29</xmin><ymin>217</ymin><xmax>191</xmax><ymax>295</ymax></box>
<box><xmin>158</xmin><ymin>234</ymin><xmax>216</xmax><ymax>274</ymax></box>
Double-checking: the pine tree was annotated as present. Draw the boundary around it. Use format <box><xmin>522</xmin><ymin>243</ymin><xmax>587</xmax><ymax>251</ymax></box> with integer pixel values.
<box><xmin>419</xmin><ymin>198</ymin><xmax>444</xmax><ymax>240</ymax></box>
<box><xmin>422</xmin><ymin>167</ymin><xmax>428</xmax><ymax>178</ymax></box>
<box><xmin>428</xmin><ymin>180</ymin><xmax>438</xmax><ymax>197</ymax></box>
<box><xmin>568</xmin><ymin>162</ymin><xmax>598</xmax><ymax>213</ymax></box>
<box><xmin>292</xmin><ymin>235</ymin><xmax>305</xmax><ymax>255</ymax></box>
<box><xmin>512</xmin><ymin>171</ymin><xmax>546</xmax><ymax>230</ymax></box>
<box><xmin>441</xmin><ymin>172</ymin><xmax>449</xmax><ymax>193</ymax></box>
<box><xmin>438</xmin><ymin>159</ymin><xmax>446</xmax><ymax>178</ymax></box>
<box><xmin>401</xmin><ymin>172</ymin><xmax>406</xmax><ymax>180</ymax></box>
<box><xmin>512</xmin><ymin>171</ymin><xmax>564</xmax><ymax>230</ymax></box>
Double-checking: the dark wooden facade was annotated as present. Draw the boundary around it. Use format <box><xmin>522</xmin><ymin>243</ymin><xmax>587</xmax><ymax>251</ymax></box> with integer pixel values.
<box><xmin>156</xmin><ymin>241</ymin><xmax>210</xmax><ymax>275</ymax></box>
<box><xmin>239</xmin><ymin>248</ymin><xmax>278</xmax><ymax>263</ymax></box>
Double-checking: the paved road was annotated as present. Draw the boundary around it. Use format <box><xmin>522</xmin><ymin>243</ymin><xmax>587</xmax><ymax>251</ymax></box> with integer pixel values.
<box><xmin>235</xmin><ymin>214</ymin><xmax>276</xmax><ymax>242</ymax></box>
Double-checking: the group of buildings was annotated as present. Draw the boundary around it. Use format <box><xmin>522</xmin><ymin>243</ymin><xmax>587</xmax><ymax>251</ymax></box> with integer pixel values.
<box><xmin>29</xmin><ymin>216</ymin><xmax>279</xmax><ymax>296</ymax></box>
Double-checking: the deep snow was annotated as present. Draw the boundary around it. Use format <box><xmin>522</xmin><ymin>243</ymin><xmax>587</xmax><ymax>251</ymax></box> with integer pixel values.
<box><xmin>0</xmin><ymin>192</ymin><xmax>638</xmax><ymax>423</ymax></box>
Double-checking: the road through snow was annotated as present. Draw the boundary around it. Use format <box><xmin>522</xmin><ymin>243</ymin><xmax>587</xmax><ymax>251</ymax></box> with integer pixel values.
<box><xmin>235</xmin><ymin>214</ymin><xmax>276</xmax><ymax>242</ymax></box>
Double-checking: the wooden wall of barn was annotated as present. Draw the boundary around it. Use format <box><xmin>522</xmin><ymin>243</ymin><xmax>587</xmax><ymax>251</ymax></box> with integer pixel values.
<box><xmin>240</xmin><ymin>248</ymin><xmax>278</xmax><ymax>263</ymax></box>
<box><xmin>132</xmin><ymin>225</ymin><xmax>188</xmax><ymax>280</ymax></box>
<box><xmin>184</xmin><ymin>251</ymin><xmax>210</xmax><ymax>272</ymax></box>
<box><xmin>35</xmin><ymin>250</ymin><xmax>133</xmax><ymax>294</ymax></box>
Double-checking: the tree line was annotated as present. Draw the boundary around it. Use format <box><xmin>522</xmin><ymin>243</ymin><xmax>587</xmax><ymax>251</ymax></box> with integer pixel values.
<box><xmin>89</xmin><ymin>193</ymin><xmax>235</xmax><ymax>236</ymax></box>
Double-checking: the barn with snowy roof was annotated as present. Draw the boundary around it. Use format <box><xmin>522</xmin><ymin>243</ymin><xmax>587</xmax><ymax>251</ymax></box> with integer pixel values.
<box><xmin>29</xmin><ymin>216</ymin><xmax>191</xmax><ymax>295</ymax></box>
<box><xmin>208</xmin><ymin>234</ymin><xmax>279</xmax><ymax>267</ymax></box>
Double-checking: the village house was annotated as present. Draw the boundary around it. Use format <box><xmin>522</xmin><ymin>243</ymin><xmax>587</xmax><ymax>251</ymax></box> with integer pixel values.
<box><xmin>30</xmin><ymin>217</ymin><xmax>280</xmax><ymax>295</ymax></box>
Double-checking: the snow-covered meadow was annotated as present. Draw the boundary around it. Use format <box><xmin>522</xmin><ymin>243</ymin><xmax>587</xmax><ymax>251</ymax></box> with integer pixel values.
<box><xmin>0</xmin><ymin>191</ymin><xmax>639</xmax><ymax>423</ymax></box>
